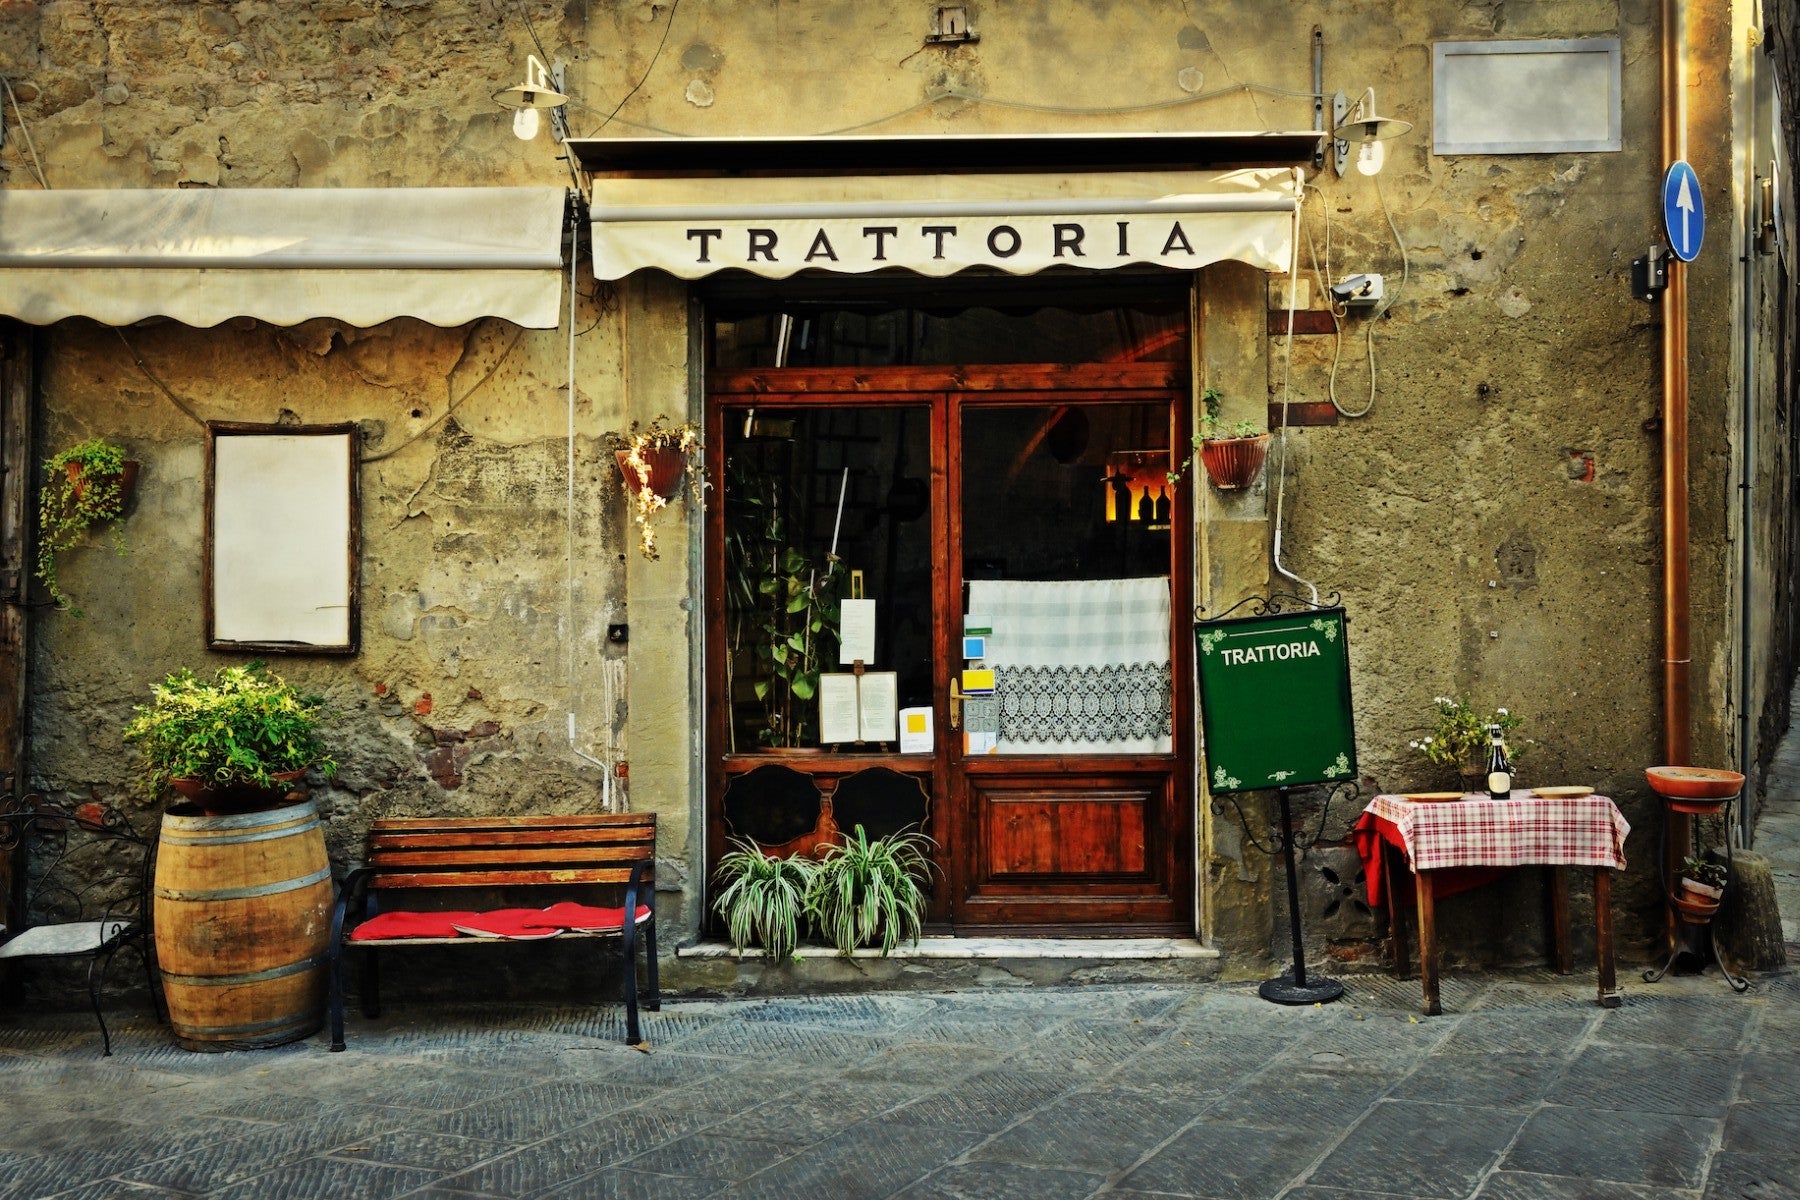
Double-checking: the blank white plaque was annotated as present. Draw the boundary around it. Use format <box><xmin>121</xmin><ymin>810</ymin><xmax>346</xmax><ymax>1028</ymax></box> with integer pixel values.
<box><xmin>1434</xmin><ymin>39</ymin><xmax>1621</xmax><ymax>155</ymax></box>
<box><xmin>207</xmin><ymin>424</ymin><xmax>359</xmax><ymax>652</ymax></box>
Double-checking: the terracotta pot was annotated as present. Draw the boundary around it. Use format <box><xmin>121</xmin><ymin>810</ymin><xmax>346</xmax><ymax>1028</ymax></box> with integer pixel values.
<box><xmin>66</xmin><ymin>459</ymin><xmax>140</xmax><ymax>515</ymax></box>
<box><xmin>1669</xmin><ymin>888</ymin><xmax>1721</xmax><ymax>923</ymax></box>
<box><xmin>1645</xmin><ymin>766</ymin><xmax>1743</xmax><ymax>812</ymax></box>
<box><xmin>614</xmin><ymin>447</ymin><xmax>687</xmax><ymax>501</ymax></box>
<box><xmin>1199</xmin><ymin>434</ymin><xmax>1271</xmax><ymax>490</ymax></box>
<box><xmin>169</xmin><ymin>768</ymin><xmax>309</xmax><ymax>817</ymax></box>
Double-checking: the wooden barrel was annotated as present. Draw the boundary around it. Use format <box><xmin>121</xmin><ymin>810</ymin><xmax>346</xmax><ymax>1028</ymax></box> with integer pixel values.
<box><xmin>153</xmin><ymin>800</ymin><xmax>332</xmax><ymax>1051</ymax></box>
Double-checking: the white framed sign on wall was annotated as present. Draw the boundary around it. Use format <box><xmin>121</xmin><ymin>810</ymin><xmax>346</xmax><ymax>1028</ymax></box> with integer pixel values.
<box><xmin>206</xmin><ymin>423</ymin><xmax>360</xmax><ymax>654</ymax></box>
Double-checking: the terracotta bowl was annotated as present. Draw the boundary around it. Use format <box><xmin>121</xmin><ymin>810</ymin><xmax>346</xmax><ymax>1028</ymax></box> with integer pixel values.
<box><xmin>1644</xmin><ymin>766</ymin><xmax>1743</xmax><ymax>801</ymax></box>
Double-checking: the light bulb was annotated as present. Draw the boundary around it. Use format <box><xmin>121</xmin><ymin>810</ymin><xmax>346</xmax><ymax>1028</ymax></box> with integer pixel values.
<box><xmin>512</xmin><ymin>106</ymin><xmax>541</xmax><ymax>141</ymax></box>
<box><xmin>1355</xmin><ymin>137</ymin><xmax>1385</xmax><ymax>177</ymax></box>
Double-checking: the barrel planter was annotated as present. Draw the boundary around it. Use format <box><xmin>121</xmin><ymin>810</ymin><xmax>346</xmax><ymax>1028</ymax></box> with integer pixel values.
<box><xmin>153</xmin><ymin>800</ymin><xmax>332</xmax><ymax>1051</ymax></box>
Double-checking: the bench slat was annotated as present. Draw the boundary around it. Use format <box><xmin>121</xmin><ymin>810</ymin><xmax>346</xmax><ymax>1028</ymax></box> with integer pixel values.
<box><xmin>370</xmin><ymin>847</ymin><xmax>650</xmax><ymax>868</ymax></box>
<box><xmin>371</xmin><ymin>867</ymin><xmax>651</xmax><ymax>889</ymax></box>
<box><xmin>372</xmin><ymin>815</ymin><xmax>654</xmax><ymax>832</ymax></box>
<box><xmin>371</xmin><ymin>829</ymin><xmax>652</xmax><ymax>851</ymax></box>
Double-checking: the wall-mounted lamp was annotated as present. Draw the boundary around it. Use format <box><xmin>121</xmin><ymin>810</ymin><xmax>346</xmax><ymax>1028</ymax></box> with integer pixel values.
<box><xmin>1332</xmin><ymin>88</ymin><xmax>1413</xmax><ymax>178</ymax></box>
<box><xmin>493</xmin><ymin>54</ymin><xmax>569</xmax><ymax>142</ymax></box>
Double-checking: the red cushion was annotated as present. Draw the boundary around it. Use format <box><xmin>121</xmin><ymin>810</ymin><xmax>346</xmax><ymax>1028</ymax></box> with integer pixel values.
<box><xmin>526</xmin><ymin>901</ymin><xmax>652</xmax><ymax>932</ymax></box>
<box><xmin>446</xmin><ymin>908</ymin><xmax>563</xmax><ymax>938</ymax></box>
<box><xmin>348</xmin><ymin>911</ymin><xmax>481</xmax><ymax>941</ymax></box>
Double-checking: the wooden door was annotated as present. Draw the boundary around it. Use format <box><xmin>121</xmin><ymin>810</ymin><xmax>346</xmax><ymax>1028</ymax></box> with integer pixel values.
<box><xmin>706</xmin><ymin>363</ymin><xmax>1193</xmax><ymax>935</ymax></box>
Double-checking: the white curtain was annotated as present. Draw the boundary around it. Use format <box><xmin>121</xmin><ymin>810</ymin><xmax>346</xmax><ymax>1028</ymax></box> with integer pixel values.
<box><xmin>967</xmin><ymin>577</ymin><xmax>1173</xmax><ymax>755</ymax></box>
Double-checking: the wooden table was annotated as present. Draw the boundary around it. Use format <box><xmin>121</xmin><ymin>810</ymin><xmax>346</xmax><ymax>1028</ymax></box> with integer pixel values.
<box><xmin>1357</xmin><ymin>792</ymin><xmax>1630</xmax><ymax>1015</ymax></box>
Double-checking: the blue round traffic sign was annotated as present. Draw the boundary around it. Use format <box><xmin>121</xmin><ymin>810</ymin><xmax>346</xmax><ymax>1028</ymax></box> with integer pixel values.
<box><xmin>1663</xmin><ymin>161</ymin><xmax>1704</xmax><ymax>263</ymax></box>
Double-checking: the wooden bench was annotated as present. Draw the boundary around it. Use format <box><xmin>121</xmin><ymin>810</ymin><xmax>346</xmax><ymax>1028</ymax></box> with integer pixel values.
<box><xmin>327</xmin><ymin>813</ymin><xmax>658</xmax><ymax>1050</ymax></box>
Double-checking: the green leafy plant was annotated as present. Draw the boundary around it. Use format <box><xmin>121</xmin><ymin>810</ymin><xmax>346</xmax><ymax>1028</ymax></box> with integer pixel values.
<box><xmin>1408</xmin><ymin>695</ymin><xmax>1525</xmax><ymax>775</ymax></box>
<box><xmin>712</xmin><ymin>838</ymin><xmax>819</xmax><ymax>962</ymax></box>
<box><xmin>807</xmin><ymin>825</ymin><xmax>936</xmax><ymax>957</ymax></box>
<box><xmin>724</xmin><ymin>453</ymin><xmax>844</xmax><ymax>748</ymax></box>
<box><xmin>35</xmin><ymin>437</ymin><xmax>132</xmax><ymax>616</ymax></box>
<box><xmin>1680</xmin><ymin>855</ymin><xmax>1728</xmax><ymax>891</ymax></box>
<box><xmin>1167</xmin><ymin>387</ymin><xmax>1266</xmax><ymax>485</ymax></box>
<box><xmin>122</xmin><ymin>661</ymin><xmax>337</xmax><ymax>800</ymax></box>
<box><xmin>604</xmin><ymin>415</ymin><xmax>706</xmax><ymax>560</ymax></box>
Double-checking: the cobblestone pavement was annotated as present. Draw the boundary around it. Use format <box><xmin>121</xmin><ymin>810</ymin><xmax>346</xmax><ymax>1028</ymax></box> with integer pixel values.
<box><xmin>1755</xmin><ymin>676</ymin><xmax>1800</xmax><ymax>949</ymax></box>
<box><xmin>1</xmin><ymin>967</ymin><xmax>1795</xmax><ymax>1199</ymax></box>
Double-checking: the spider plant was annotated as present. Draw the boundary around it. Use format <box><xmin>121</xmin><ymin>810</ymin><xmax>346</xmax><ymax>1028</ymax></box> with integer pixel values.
<box><xmin>808</xmin><ymin>825</ymin><xmax>936</xmax><ymax>957</ymax></box>
<box><xmin>712</xmin><ymin>838</ymin><xmax>819</xmax><ymax>962</ymax></box>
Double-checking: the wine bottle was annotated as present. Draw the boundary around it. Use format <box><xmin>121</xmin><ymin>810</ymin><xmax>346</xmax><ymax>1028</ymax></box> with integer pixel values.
<box><xmin>1485</xmin><ymin>724</ymin><xmax>1512</xmax><ymax>799</ymax></box>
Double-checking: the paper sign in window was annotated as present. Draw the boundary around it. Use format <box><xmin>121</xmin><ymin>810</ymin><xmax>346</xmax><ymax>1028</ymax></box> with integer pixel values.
<box><xmin>839</xmin><ymin>598</ymin><xmax>876</xmax><ymax>664</ymax></box>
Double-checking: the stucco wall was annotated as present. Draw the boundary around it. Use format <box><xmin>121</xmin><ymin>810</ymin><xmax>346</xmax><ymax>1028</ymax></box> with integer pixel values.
<box><xmin>2</xmin><ymin>0</ymin><xmax>1758</xmax><ymax>977</ymax></box>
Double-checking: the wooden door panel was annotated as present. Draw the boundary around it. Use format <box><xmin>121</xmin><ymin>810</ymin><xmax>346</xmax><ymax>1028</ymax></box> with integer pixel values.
<box><xmin>982</xmin><ymin>788</ymin><xmax>1151</xmax><ymax>879</ymax></box>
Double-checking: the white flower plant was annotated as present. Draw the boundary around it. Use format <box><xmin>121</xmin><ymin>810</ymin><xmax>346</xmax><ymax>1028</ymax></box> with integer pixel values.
<box><xmin>1408</xmin><ymin>694</ymin><xmax>1526</xmax><ymax>775</ymax></box>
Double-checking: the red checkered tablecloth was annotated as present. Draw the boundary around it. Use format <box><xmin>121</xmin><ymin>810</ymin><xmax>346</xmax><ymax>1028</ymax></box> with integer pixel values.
<box><xmin>1366</xmin><ymin>793</ymin><xmax>1630</xmax><ymax>873</ymax></box>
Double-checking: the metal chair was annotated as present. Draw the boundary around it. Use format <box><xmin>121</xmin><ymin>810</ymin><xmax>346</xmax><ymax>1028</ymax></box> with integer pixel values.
<box><xmin>1</xmin><ymin>790</ymin><xmax>162</xmax><ymax>1055</ymax></box>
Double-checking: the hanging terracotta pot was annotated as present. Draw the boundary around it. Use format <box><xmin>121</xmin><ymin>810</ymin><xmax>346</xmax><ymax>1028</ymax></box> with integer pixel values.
<box><xmin>67</xmin><ymin>459</ymin><xmax>141</xmax><ymax>515</ymax></box>
<box><xmin>614</xmin><ymin>447</ymin><xmax>687</xmax><ymax>501</ymax></box>
<box><xmin>1669</xmin><ymin>887</ymin><xmax>1721</xmax><ymax>923</ymax></box>
<box><xmin>1199</xmin><ymin>434</ymin><xmax>1271</xmax><ymax>490</ymax></box>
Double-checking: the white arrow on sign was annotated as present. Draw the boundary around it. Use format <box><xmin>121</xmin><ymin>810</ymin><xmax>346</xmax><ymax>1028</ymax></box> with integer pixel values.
<box><xmin>1675</xmin><ymin>170</ymin><xmax>1695</xmax><ymax>255</ymax></box>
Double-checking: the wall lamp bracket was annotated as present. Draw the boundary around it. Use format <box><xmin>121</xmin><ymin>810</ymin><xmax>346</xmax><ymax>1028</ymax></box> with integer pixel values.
<box><xmin>1331</xmin><ymin>87</ymin><xmax>1412</xmax><ymax>178</ymax></box>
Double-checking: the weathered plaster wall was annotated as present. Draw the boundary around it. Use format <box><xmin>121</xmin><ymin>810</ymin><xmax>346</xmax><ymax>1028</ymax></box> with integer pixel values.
<box><xmin>2</xmin><ymin>0</ymin><xmax>1755</xmax><ymax>978</ymax></box>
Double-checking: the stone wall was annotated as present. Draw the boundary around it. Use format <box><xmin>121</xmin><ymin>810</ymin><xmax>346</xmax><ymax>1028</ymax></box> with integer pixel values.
<box><xmin>0</xmin><ymin>0</ymin><xmax>1762</xmax><ymax>979</ymax></box>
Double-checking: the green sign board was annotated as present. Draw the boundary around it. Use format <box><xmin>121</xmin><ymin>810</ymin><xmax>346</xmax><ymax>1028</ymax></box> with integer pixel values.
<box><xmin>1195</xmin><ymin>606</ymin><xmax>1357</xmax><ymax>794</ymax></box>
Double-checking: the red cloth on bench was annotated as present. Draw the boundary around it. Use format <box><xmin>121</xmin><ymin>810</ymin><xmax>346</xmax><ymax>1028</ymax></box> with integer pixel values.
<box><xmin>526</xmin><ymin>902</ymin><xmax>653</xmax><ymax>932</ymax></box>
<box><xmin>348</xmin><ymin>904</ymin><xmax>652</xmax><ymax>941</ymax></box>
<box><xmin>348</xmin><ymin>911</ymin><xmax>482</xmax><ymax>941</ymax></box>
<box><xmin>1351</xmin><ymin>810</ymin><xmax>1512</xmax><ymax>909</ymax></box>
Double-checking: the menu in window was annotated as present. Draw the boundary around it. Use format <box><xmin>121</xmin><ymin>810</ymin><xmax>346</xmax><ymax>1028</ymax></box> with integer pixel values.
<box><xmin>818</xmin><ymin>671</ymin><xmax>899</xmax><ymax>744</ymax></box>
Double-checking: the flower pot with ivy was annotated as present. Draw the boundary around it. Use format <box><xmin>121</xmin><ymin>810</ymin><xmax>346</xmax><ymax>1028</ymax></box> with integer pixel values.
<box><xmin>1166</xmin><ymin>388</ymin><xmax>1271</xmax><ymax>492</ymax></box>
<box><xmin>123</xmin><ymin>661</ymin><xmax>337</xmax><ymax>817</ymax></box>
<box><xmin>35</xmin><ymin>437</ymin><xmax>139</xmax><ymax>616</ymax></box>
<box><xmin>724</xmin><ymin>451</ymin><xmax>844</xmax><ymax>750</ymax></box>
<box><xmin>605</xmin><ymin>416</ymin><xmax>705</xmax><ymax>560</ymax></box>
<box><xmin>1408</xmin><ymin>695</ymin><xmax>1524</xmax><ymax>792</ymax></box>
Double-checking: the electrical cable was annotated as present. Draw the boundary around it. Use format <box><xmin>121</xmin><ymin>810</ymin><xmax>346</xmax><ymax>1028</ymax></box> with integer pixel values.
<box><xmin>559</xmin><ymin>197</ymin><xmax>613</xmax><ymax>792</ymax></box>
<box><xmin>1</xmin><ymin>75</ymin><xmax>49</xmax><ymax>189</ymax></box>
<box><xmin>1270</xmin><ymin>168</ymin><xmax>1320</xmax><ymax>605</ymax></box>
<box><xmin>583</xmin><ymin>0</ymin><xmax>681</xmax><ymax>137</ymax></box>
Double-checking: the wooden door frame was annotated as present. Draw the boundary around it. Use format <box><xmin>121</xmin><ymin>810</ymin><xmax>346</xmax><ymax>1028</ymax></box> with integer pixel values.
<box><xmin>704</xmin><ymin>362</ymin><xmax>1194</xmax><ymax>935</ymax></box>
<box><xmin>1</xmin><ymin>320</ymin><xmax>37</xmax><ymax>937</ymax></box>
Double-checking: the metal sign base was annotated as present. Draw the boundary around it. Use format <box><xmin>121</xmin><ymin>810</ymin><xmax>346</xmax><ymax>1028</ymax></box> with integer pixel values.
<box><xmin>1259</xmin><ymin>971</ymin><xmax>1346</xmax><ymax>1006</ymax></box>
<box><xmin>1261</xmin><ymin>785</ymin><xmax>1345</xmax><ymax>1007</ymax></box>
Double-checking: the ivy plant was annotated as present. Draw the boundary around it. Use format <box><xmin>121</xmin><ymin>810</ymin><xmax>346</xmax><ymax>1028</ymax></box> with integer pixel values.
<box><xmin>35</xmin><ymin>437</ymin><xmax>131</xmax><ymax>616</ymax></box>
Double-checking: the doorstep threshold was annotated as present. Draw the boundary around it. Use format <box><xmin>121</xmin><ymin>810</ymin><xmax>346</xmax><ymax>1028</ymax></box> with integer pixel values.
<box><xmin>678</xmin><ymin>936</ymin><xmax>1218</xmax><ymax>961</ymax></box>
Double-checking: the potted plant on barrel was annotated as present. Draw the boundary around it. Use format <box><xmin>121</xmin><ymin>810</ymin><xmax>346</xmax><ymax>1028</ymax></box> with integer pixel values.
<box><xmin>123</xmin><ymin>661</ymin><xmax>337</xmax><ymax>816</ymax></box>
<box><xmin>125</xmin><ymin>661</ymin><xmax>339</xmax><ymax>1052</ymax></box>
<box><xmin>35</xmin><ymin>436</ymin><xmax>139</xmax><ymax>616</ymax></box>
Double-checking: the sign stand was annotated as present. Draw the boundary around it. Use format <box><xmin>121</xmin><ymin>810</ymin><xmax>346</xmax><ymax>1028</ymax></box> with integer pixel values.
<box><xmin>1261</xmin><ymin>785</ymin><xmax>1346</xmax><ymax>1005</ymax></box>
<box><xmin>1195</xmin><ymin>592</ymin><xmax>1360</xmax><ymax>1007</ymax></box>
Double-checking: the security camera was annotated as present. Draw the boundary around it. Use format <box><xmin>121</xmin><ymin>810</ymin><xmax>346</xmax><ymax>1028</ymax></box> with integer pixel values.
<box><xmin>1329</xmin><ymin>273</ymin><xmax>1384</xmax><ymax>306</ymax></box>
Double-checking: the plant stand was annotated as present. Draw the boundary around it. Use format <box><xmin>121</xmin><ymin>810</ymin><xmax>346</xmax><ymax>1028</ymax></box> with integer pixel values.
<box><xmin>1642</xmin><ymin>781</ymin><xmax>1750</xmax><ymax>993</ymax></box>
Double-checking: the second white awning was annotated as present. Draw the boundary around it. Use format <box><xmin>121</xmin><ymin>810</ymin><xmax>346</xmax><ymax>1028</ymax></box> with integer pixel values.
<box><xmin>586</xmin><ymin>166</ymin><xmax>1300</xmax><ymax>281</ymax></box>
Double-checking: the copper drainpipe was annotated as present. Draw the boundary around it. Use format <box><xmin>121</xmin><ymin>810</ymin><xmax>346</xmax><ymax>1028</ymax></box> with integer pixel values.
<box><xmin>1660</xmin><ymin>0</ymin><xmax>1692</xmax><ymax>889</ymax></box>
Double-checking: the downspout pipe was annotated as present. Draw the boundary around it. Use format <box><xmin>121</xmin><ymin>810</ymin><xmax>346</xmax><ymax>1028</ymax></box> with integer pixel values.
<box><xmin>1661</xmin><ymin>0</ymin><xmax>1693</xmax><ymax>882</ymax></box>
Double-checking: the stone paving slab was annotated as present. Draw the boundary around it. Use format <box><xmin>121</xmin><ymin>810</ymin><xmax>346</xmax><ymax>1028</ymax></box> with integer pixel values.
<box><xmin>0</xmin><ymin>969</ymin><xmax>1794</xmax><ymax>1200</ymax></box>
